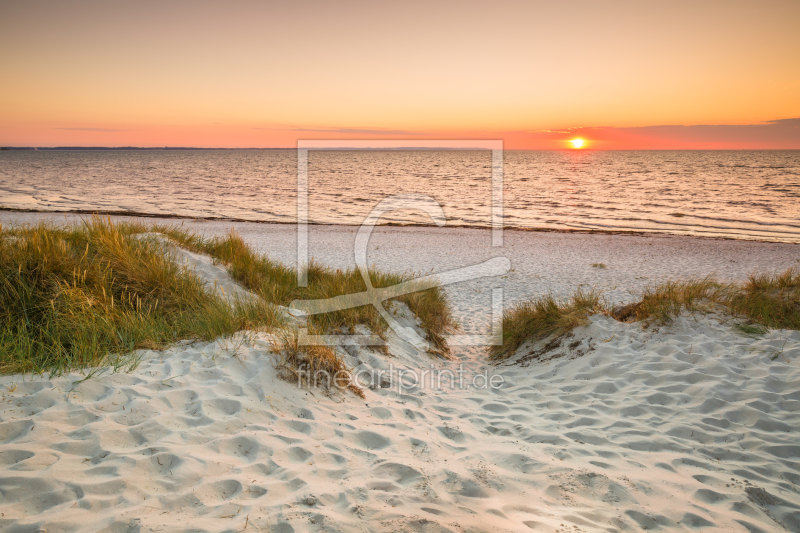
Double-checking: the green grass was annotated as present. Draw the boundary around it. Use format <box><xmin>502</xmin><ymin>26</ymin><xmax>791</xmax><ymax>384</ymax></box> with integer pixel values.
<box><xmin>0</xmin><ymin>217</ymin><xmax>280</xmax><ymax>375</ymax></box>
<box><xmin>733</xmin><ymin>323</ymin><xmax>769</xmax><ymax>338</ymax></box>
<box><xmin>491</xmin><ymin>268</ymin><xmax>800</xmax><ymax>362</ymax></box>
<box><xmin>728</xmin><ymin>269</ymin><xmax>800</xmax><ymax>330</ymax></box>
<box><xmin>488</xmin><ymin>289</ymin><xmax>602</xmax><ymax>361</ymax></box>
<box><xmin>157</xmin><ymin>226</ymin><xmax>455</xmax><ymax>356</ymax></box>
<box><xmin>615</xmin><ymin>276</ymin><xmax>725</xmax><ymax>324</ymax></box>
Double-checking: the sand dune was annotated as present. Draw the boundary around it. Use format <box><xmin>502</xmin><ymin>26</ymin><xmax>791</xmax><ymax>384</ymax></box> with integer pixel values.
<box><xmin>2</xmin><ymin>307</ymin><xmax>799</xmax><ymax>532</ymax></box>
<box><xmin>1</xmin><ymin>218</ymin><xmax>799</xmax><ymax>532</ymax></box>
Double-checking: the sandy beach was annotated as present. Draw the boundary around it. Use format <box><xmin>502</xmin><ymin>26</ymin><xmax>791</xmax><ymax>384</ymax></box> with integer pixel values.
<box><xmin>0</xmin><ymin>213</ymin><xmax>799</xmax><ymax>532</ymax></box>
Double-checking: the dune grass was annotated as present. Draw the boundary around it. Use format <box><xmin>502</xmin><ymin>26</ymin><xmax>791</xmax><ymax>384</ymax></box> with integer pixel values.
<box><xmin>727</xmin><ymin>269</ymin><xmax>800</xmax><ymax>330</ymax></box>
<box><xmin>157</xmin><ymin>227</ymin><xmax>454</xmax><ymax>356</ymax></box>
<box><xmin>0</xmin><ymin>217</ymin><xmax>280</xmax><ymax>375</ymax></box>
<box><xmin>488</xmin><ymin>289</ymin><xmax>603</xmax><ymax>361</ymax></box>
<box><xmin>614</xmin><ymin>276</ymin><xmax>726</xmax><ymax>324</ymax></box>
<box><xmin>618</xmin><ymin>270</ymin><xmax>800</xmax><ymax>330</ymax></box>
<box><xmin>490</xmin><ymin>268</ymin><xmax>800</xmax><ymax>362</ymax></box>
<box><xmin>0</xmin><ymin>216</ymin><xmax>453</xmax><ymax>390</ymax></box>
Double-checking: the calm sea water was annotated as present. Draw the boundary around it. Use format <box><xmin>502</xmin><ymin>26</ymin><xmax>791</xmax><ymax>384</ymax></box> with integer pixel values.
<box><xmin>1</xmin><ymin>149</ymin><xmax>798</xmax><ymax>242</ymax></box>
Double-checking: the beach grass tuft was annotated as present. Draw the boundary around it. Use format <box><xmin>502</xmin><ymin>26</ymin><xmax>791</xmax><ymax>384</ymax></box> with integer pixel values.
<box><xmin>733</xmin><ymin>322</ymin><xmax>769</xmax><ymax>338</ymax></box>
<box><xmin>616</xmin><ymin>276</ymin><xmax>726</xmax><ymax>324</ymax></box>
<box><xmin>488</xmin><ymin>288</ymin><xmax>603</xmax><ymax>361</ymax></box>
<box><xmin>624</xmin><ymin>269</ymin><xmax>800</xmax><ymax>329</ymax></box>
<box><xmin>728</xmin><ymin>268</ymin><xmax>800</xmax><ymax>330</ymax></box>
<box><xmin>271</xmin><ymin>328</ymin><xmax>364</xmax><ymax>399</ymax></box>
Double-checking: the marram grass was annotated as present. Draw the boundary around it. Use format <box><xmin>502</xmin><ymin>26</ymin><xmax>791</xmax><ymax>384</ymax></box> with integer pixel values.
<box><xmin>620</xmin><ymin>270</ymin><xmax>800</xmax><ymax>330</ymax></box>
<box><xmin>156</xmin><ymin>226</ymin><xmax>455</xmax><ymax>357</ymax></box>
<box><xmin>490</xmin><ymin>268</ymin><xmax>800</xmax><ymax>362</ymax></box>
<box><xmin>0</xmin><ymin>217</ymin><xmax>280</xmax><ymax>375</ymax></box>
<box><xmin>488</xmin><ymin>289</ymin><xmax>603</xmax><ymax>361</ymax></box>
<box><xmin>729</xmin><ymin>268</ymin><xmax>800</xmax><ymax>330</ymax></box>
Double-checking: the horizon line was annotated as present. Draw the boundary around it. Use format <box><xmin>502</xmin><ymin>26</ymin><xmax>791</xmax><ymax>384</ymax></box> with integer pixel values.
<box><xmin>3</xmin><ymin>146</ymin><xmax>800</xmax><ymax>151</ymax></box>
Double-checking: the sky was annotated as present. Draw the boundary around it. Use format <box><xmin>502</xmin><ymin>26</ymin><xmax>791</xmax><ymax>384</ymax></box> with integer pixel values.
<box><xmin>1</xmin><ymin>0</ymin><xmax>799</xmax><ymax>149</ymax></box>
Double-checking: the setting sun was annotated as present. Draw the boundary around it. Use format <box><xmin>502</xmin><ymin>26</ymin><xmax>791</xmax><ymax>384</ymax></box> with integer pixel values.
<box><xmin>570</xmin><ymin>138</ymin><xmax>585</xmax><ymax>149</ymax></box>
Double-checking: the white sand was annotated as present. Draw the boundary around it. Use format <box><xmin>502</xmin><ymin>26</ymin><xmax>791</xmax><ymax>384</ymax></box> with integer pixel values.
<box><xmin>1</xmin><ymin>214</ymin><xmax>800</xmax><ymax>532</ymax></box>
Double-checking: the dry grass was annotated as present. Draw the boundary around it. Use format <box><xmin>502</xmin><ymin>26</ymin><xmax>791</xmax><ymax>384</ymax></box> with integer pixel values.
<box><xmin>488</xmin><ymin>289</ymin><xmax>603</xmax><ymax>361</ymax></box>
<box><xmin>270</xmin><ymin>328</ymin><xmax>364</xmax><ymax>399</ymax></box>
<box><xmin>397</xmin><ymin>283</ymin><xmax>454</xmax><ymax>355</ymax></box>
<box><xmin>614</xmin><ymin>269</ymin><xmax>800</xmax><ymax>330</ymax></box>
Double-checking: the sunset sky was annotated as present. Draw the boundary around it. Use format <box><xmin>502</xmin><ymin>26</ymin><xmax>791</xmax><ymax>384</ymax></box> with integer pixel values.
<box><xmin>1</xmin><ymin>0</ymin><xmax>799</xmax><ymax>149</ymax></box>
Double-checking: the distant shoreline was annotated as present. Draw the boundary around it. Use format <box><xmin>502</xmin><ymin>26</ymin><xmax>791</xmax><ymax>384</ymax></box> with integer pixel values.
<box><xmin>1</xmin><ymin>146</ymin><xmax>291</xmax><ymax>151</ymax></box>
<box><xmin>2</xmin><ymin>147</ymin><xmax>799</xmax><ymax>152</ymax></box>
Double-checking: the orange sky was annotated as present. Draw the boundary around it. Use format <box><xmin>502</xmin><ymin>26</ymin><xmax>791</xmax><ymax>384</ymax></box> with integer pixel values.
<box><xmin>1</xmin><ymin>0</ymin><xmax>799</xmax><ymax>149</ymax></box>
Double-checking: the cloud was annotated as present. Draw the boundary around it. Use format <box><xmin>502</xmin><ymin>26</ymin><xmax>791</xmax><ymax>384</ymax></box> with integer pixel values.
<box><xmin>258</xmin><ymin>127</ymin><xmax>426</xmax><ymax>135</ymax></box>
<box><xmin>55</xmin><ymin>127</ymin><xmax>129</xmax><ymax>132</ymax></box>
<box><xmin>510</xmin><ymin>118</ymin><xmax>800</xmax><ymax>149</ymax></box>
<box><xmin>607</xmin><ymin>118</ymin><xmax>800</xmax><ymax>147</ymax></box>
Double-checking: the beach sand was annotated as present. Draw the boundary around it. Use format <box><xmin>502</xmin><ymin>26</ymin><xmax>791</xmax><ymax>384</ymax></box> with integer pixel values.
<box><xmin>1</xmin><ymin>213</ymin><xmax>800</xmax><ymax>532</ymax></box>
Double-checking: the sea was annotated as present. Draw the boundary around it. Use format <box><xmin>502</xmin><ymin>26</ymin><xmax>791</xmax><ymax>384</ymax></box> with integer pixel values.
<box><xmin>1</xmin><ymin>149</ymin><xmax>798</xmax><ymax>242</ymax></box>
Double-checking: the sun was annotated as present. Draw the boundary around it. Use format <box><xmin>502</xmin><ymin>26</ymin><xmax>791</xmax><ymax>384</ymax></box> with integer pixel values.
<box><xmin>569</xmin><ymin>138</ymin><xmax>585</xmax><ymax>149</ymax></box>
